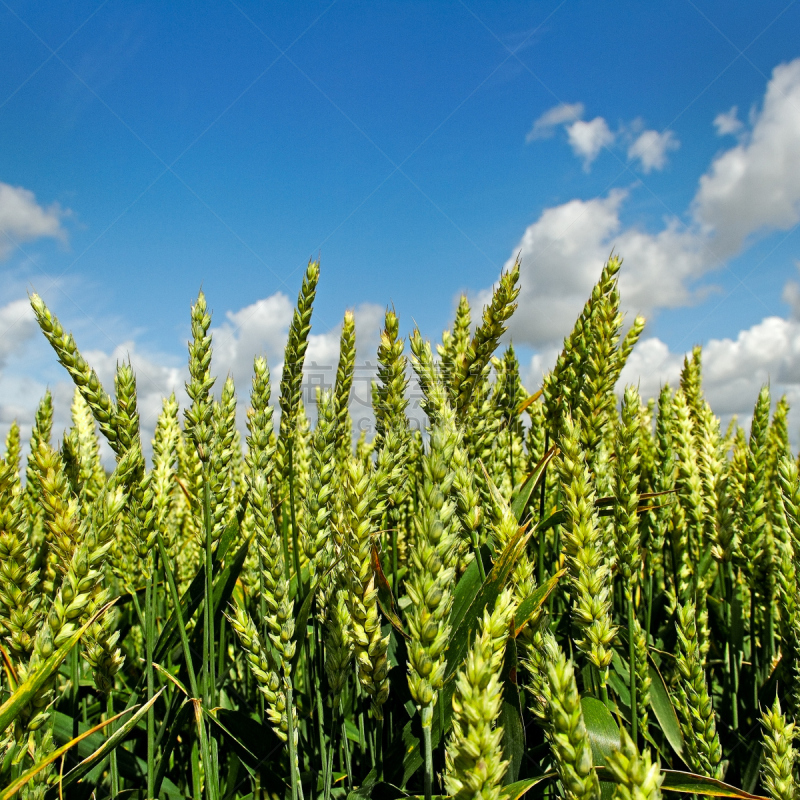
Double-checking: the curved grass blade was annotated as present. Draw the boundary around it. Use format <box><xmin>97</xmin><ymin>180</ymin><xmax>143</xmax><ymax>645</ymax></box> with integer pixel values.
<box><xmin>511</xmin><ymin>445</ymin><xmax>557</xmax><ymax>523</ymax></box>
<box><xmin>647</xmin><ymin>658</ymin><xmax>686</xmax><ymax>761</ymax></box>
<box><xmin>372</xmin><ymin>545</ymin><xmax>409</xmax><ymax>639</ymax></box>
<box><xmin>581</xmin><ymin>697</ymin><xmax>620</xmax><ymax>766</ymax></box>
<box><xmin>513</xmin><ymin>570</ymin><xmax>565</xmax><ymax>638</ymax></box>
<box><xmin>501</xmin><ymin>774</ymin><xmax>556</xmax><ymax>800</ymax></box>
<box><xmin>7</xmin><ymin>689</ymin><xmax>164</xmax><ymax>800</ymax></box>
<box><xmin>595</xmin><ymin>766</ymin><xmax>768</xmax><ymax>800</ymax></box>
<box><xmin>515</xmin><ymin>389</ymin><xmax>543</xmax><ymax>416</ymax></box>
<box><xmin>501</xmin><ymin>633</ymin><xmax>524</xmax><ymax>784</ymax></box>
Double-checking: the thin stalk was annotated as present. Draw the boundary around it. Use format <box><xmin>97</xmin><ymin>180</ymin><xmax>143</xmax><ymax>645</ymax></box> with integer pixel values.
<box><xmin>627</xmin><ymin>592</ymin><xmax>638</xmax><ymax>744</ymax></box>
<box><xmin>192</xmin><ymin>738</ymin><xmax>202</xmax><ymax>800</ymax></box>
<box><xmin>471</xmin><ymin>532</ymin><xmax>486</xmax><ymax>581</ymax></box>
<box><xmin>217</xmin><ymin>613</ymin><xmax>226</xmax><ymax>687</ymax></box>
<box><xmin>155</xmin><ymin>532</ymin><xmax>217</xmax><ymax>800</ymax></box>
<box><xmin>286</xmin><ymin>683</ymin><xmax>303</xmax><ymax>800</ymax></box>
<box><xmin>391</xmin><ymin>524</ymin><xmax>398</xmax><ymax>593</ymax></box>
<box><xmin>146</xmin><ymin>575</ymin><xmax>155</xmax><ymax>800</ymax></box>
<box><xmin>342</xmin><ymin>718</ymin><xmax>353</xmax><ymax>789</ymax></box>
<box><xmin>726</xmin><ymin>562</ymin><xmax>739</xmax><ymax>730</ymax></box>
<box><xmin>538</xmin><ymin>433</ymin><xmax>549</xmax><ymax>585</ymax></box>
<box><xmin>104</xmin><ymin>691</ymin><xmax>119</xmax><ymax>798</ymax></box>
<box><xmin>750</xmin><ymin>590</ymin><xmax>758</xmax><ymax>708</ymax></box>
<box><xmin>766</xmin><ymin>583</ymin><xmax>775</xmax><ymax>670</ymax></box>
<box><xmin>375</xmin><ymin>716</ymin><xmax>384</xmax><ymax>778</ymax></box>
<box><xmin>316</xmin><ymin>674</ymin><xmax>328</xmax><ymax>795</ymax></box>
<box><xmin>422</xmin><ymin>723</ymin><xmax>433</xmax><ymax>800</ymax></box>
<box><xmin>71</xmin><ymin>646</ymin><xmax>79</xmax><ymax>744</ymax></box>
<box><xmin>324</xmin><ymin>702</ymin><xmax>339</xmax><ymax>800</ymax></box>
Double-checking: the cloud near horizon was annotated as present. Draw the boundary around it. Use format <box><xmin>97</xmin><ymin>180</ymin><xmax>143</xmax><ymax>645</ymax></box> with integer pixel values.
<box><xmin>496</xmin><ymin>57</ymin><xmax>800</xmax><ymax>425</ymax></box>
<box><xmin>0</xmin><ymin>289</ymin><xmax>391</xmax><ymax>467</ymax></box>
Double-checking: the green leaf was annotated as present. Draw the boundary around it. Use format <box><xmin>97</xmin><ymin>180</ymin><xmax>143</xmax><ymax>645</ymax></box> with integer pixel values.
<box><xmin>347</xmin><ymin>780</ymin><xmax>409</xmax><ymax>800</ymax></box>
<box><xmin>0</xmin><ymin>602</ymin><xmax>110</xmax><ymax>735</ymax></box>
<box><xmin>445</xmin><ymin>523</ymin><xmax>535</xmax><ymax>683</ymax></box>
<box><xmin>38</xmin><ymin>689</ymin><xmax>166</xmax><ymax>799</ymax></box>
<box><xmin>659</xmin><ymin>770</ymin><xmax>768</xmax><ymax>799</ymax></box>
<box><xmin>501</xmin><ymin>635</ymin><xmax>525</xmax><ymax>784</ymax></box>
<box><xmin>511</xmin><ymin>445</ymin><xmax>557</xmax><ymax>523</ymax></box>
<box><xmin>371</xmin><ymin>545</ymin><xmax>409</xmax><ymax>640</ymax></box>
<box><xmin>290</xmin><ymin>558</ymin><xmax>341</xmax><ymax>674</ymax></box>
<box><xmin>647</xmin><ymin>659</ymin><xmax>686</xmax><ymax>761</ymax></box>
<box><xmin>186</xmin><ymin>536</ymin><xmax>251</xmax><ymax>670</ymax></box>
<box><xmin>537</xmin><ymin>509</ymin><xmax>566</xmax><ymax>533</ymax></box>
<box><xmin>513</xmin><ymin>570</ymin><xmax>564</xmax><ymax>638</ymax></box>
<box><xmin>153</xmin><ymin>512</ymin><xmax>243</xmax><ymax>665</ymax></box>
<box><xmin>448</xmin><ymin>545</ymin><xmax>492</xmax><ymax>640</ymax></box>
<box><xmin>515</xmin><ymin>389</ymin><xmax>543</xmax><ymax>416</ymax></box>
<box><xmin>501</xmin><ymin>774</ymin><xmax>556</xmax><ymax>800</ymax></box>
<box><xmin>580</xmin><ymin>697</ymin><xmax>619</xmax><ymax>766</ymax></box>
<box><xmin>594</xmin><ymin>767</ymin><xmax>767</xmax><ymax>800</ymax></box>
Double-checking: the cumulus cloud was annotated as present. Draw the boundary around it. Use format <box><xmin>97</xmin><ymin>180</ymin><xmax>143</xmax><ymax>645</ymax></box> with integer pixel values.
<box><xmin>694</xmin><ymin>59</ymin><xmax>800</xmax><ymax>258</ymax></box>
<box><xmin>525</xmin><ymin>102</ymin><xmax>585</xmax><ymax>142</ymax></box>
<box><xmin>481</xmin><ymin>189</ymin><xmax>707</xmax><ymax>350</ymax></box>
<box><xmin>0</xmin><ymin>287</ymin><xmax>390</xmax><ymax>468</ymax></box>
<box><xmin>489</xmin><ymin>57</ymin><xmax>800</xmax><ymax>359</ymax></box>
<box><xmin>202</xmin><ymin>293</ymin><xmax>383</xmax><ymax>434</ymax></box>
<box><xmin>526</xmin><ymin>103</ymin><xmax>680</xmax><ymax>174</ymax></box>
<box><xmin>0</xmin><ymin>183</ymin><xmax>67</xmax><ymax>259</ymax></box>
<box><xmin>615</xmin><ymin>316</ymin><xmax>800</xmax><ymax>434</ymax></box>
<box><xmin>713</xmin><ymin>106</ymin><xmax>743</xmax><ymax>136</ymax></box>
<box><xmin>517</xmin><ymin>313</ymin><xmax>800</xmax><ymax>441</ymax></box>
<box><xmin>627</xmin><ymin>129</ymin><xmax>680</xmax><ymax>173</ymax></box>
<box><xmin>566</xmin><ymin>118</ymin><xmax>616</xmax><ymax>170</ymax></box>
<box><xmin>0</xmin><ymin>299</ymin><xmax>40</xmax><ymax>369</ymax></box>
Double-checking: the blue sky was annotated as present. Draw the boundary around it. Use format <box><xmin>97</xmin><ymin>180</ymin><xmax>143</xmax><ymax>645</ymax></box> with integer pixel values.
<box><xmin>2</xmin><ymin>0</ymin><xmax>800</xmax><ymax>448</ymax></box>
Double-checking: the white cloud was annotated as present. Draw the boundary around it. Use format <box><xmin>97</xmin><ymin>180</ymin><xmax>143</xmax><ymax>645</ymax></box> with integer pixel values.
<box><xmin>0</xmin><ymin>183</ymin><xmax>67</xmax><ymax>259</ymax></box>
<box><xmin>0</xmin><ymin>288</ymin><xmax>389</xmax><ymax>468</ymax></box>
<box><xmin>0</xmin><ymin>299</ymin><xmax>40</xmax><ymax>369</ymax></box>
<box><xmin>694</xmin><ymin>58</ymin><xmax>800</xmax><ymax>258</ymax></box>
<box><xmin>713</xmin><ymin>106</ymin><xmax>743</xmax><ymax>136</ymax></box>
<box><xmin>627</xmin><ymin>129</ymin><xmax>680</xmax><ymax>173</ymax></box>
<box><xmin>484</xmin><ymin>56</ymin><xmax>800</xmax><ymax>359</ymax></box>
<box><xmin>212</xmin><ymin>292</ymin><xmax>295</xmax><ymax>387</ymax></box>
<box><xmin>612</xmin><ymin>314</ymin><xmax>800</xmax><ymax>442</ymax></box>
<box><xmin>525</xmin><ymin>102</ymin><xmax>585</xmax><ymax>142</ymax></box>
<box><xmin>488</xmin><ymin>189</ymin><xmax>708</xmax><ymax>350</ymax></box>
<box><xmin>566</xmin><ymin>117</ymin><xmax>615</xmax><ymax>170</ymax></box>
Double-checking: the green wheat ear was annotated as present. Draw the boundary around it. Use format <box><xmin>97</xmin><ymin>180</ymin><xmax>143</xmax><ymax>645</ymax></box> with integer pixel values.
<box><xmin>451</xmin><ymin>260</ymin><xmax>520</xmax><ymax>417</ymax></box>
<box><xmin>184</xmin><ymin>290</ymin><xmax>215</xmax><ymax>463</ymax></box>
<box><xmin>444</xmin><ymin>587</ymin><xmax>516</xmax><ymax>800</ymax></box>
<box><xmin>29</xmin><ymin>294</ymin><xmax>120</xmax><ymax>453</ymax></box>
<box><xmin>406</xmin><ymin>414</ymin><xmax>460</xmax><ymax>728</ymax></box>
<box><xmin>556</xmin><ymin>413</ymin><xmax>616</xmax><ymax>676</ymax></box>
<box><xmin>334</xmin><ymin>309</ymin><xmax>356</xmax><ymax>461</ymax></box>
<box><xmin>606</xmin><ymin>727</ymin><xmax>663</xmax><ymax>800</ymax></box>
<box><xmin>674</xmin><ymin>600</ymin><xmax>723</xmax><ymax>778</ymax></box>
<box><xmin>544</xmin><ymin>635</ymin><xmax>601</xmax><ymax>800</ymax></box>
<box><xmin>278</xmin><ymin>259</ymin><xmax>320</xmax><ymax>481</ymax></box>
<box><xmin>760</xmin><ymin>696</ymin><xmax>797</xmax><ymax>800</ymax></box>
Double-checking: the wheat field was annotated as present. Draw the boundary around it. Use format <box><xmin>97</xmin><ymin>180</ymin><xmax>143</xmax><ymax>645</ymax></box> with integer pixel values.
<box><xmin>0</xmin><ymin>254</ymin><xmax>797</xmax><ymax>800</ymax></box>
